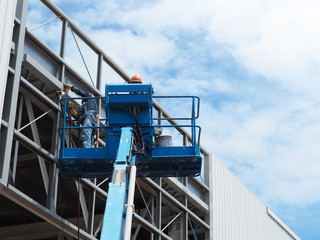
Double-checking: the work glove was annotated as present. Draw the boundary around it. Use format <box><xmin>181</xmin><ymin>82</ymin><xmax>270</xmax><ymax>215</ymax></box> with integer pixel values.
<box><xmin>67</xmin><ymin>101</ymin><xmax>73</xmax><ymax>109</ymax></box>
<box><xmin>67</xmin><ymin>101</ymin><xmax>78</xmax><ymax>118</ymax></box>
<box><xmin>64</xmin><ymin>83</ymin><xmax>74</xmax><ymax>91</ymax></box>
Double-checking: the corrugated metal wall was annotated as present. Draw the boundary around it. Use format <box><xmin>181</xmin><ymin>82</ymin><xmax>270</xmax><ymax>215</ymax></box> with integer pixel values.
<box><xmin>212</xmin><ymin>156</ymin><xmax>300</xmax><ymax>240</ymax></box>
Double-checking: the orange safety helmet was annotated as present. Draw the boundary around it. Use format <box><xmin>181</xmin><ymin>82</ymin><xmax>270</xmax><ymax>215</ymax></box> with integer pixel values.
<box><xmin>130</xmin><ymin>75</ymin><xmax>142</xmax><ymax>83</ymax></box>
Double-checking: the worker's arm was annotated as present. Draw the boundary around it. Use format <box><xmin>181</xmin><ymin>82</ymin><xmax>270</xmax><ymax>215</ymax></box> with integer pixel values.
<box><xmin>72</xmin><ymin>86</ymin><xmax>92</xmax><ymax>97</ymax></box>
<box><xmin>64</xmin><ymin>84</ymin><xmax>92</xmax><ymax>97</ymax></box>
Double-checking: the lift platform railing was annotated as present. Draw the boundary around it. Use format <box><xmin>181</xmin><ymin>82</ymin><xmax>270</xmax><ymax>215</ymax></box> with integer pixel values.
<box><xmin>59</xmin><ymin>96</ymin><xmax>105</xmax><ymax>150</ymax></box>
<box><xmin>57</xmin><ymin>88</ymin><xmax>202</xmax><ymax>178</ymax></box>
<box><xmin>59</xmin><ymin>95</ymin><xmax>201</xmax><ymax>148</ymax></box>
<box><xmin>153</xmin><ymin>95</ymin><xmax>201</xmax><ymax>147</ymax></box>
<box><xmin>153</xmin><ymin>96</ymin><xmax>200</xmax><ymax>120</ymax></box>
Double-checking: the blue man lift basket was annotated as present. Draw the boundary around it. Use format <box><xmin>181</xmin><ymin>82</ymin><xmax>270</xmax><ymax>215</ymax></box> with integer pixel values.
<box><xmin>58</xmin><ymin>84</ymin><xmax>202</xmax><ymax>178</ymax></box>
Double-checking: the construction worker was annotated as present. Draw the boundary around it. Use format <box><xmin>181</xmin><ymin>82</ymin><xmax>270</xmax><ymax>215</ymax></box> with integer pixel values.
<box><xmin>130</xmin><ymin>75</ymin><xmax>155</xmax><ymax>95</ymax></box>
<box><xmin>130</xmin><ymin>75</ymin><xmax>142</xmax><ymax>83</ymax></box>
<box><xmin>64</xmin><ymin>83</ymin><xmax>98</xmax><ymax>148</ymax></box>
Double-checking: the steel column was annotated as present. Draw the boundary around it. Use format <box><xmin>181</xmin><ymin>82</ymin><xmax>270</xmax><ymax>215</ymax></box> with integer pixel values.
<box><xmin>204</xmin><ymin>154</ymin><xmax>213</xmax><ymax>240</ymax></box>
<box><xmin>97</xmin><ymin>53</ymin><xmax>103</xmax><ymax>91</ymax></box>
<box><xmin>46</xmin><ymin>110</ymin><xmax>59</xmax><ymax>211</ymax></box>
<box><xmin>155</xmin><ymin>177</ymin><xmax>162</xmax><ymax>240</ymax></box>
<box><xmin>59</xmin><ymin>18</ymin><xmax>67</xmax><ymax>82</ymax></box>
<box><xmin>150</xmin><ymin>195</ymin><xmax>155</xmax><ymax>240</ymax></box>
<box><xmin>0</xmin><ymin>0</ymin><xmax>16</xmax><ymax>130</ymax></box>
<box><xmin>88</xmin><ymin>178</ymin><xmax>97</xmax><ymax>235</ymax></box>
<box><xmin>76</xmin><ymin>181</ymin><xmax>89</xmax><ymax>230</ymax></box>
<box><xmin>11</xmin><ymin>96</ymin><xmax>24</xmax><ymax>185</ymax></box>
<box><xmin>181</xmin><ymin>177</ymin><xmax>188</xmax><ymax>240</ymax></box>
<box><xmin>0</xmin><ymin>0</ymin><xmax>28</xmax><ymax>185</ymax></box>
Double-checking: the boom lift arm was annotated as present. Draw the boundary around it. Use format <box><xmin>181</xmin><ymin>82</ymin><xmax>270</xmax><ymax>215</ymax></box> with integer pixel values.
<box><xmin>100</xmin><ymin>127</ymin><xmax>136</xmax><ymax>240</ymax></box>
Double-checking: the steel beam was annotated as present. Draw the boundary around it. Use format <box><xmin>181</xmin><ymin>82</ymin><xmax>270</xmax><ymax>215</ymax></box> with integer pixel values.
<box><xmin>80</xmin><ymin>178</ymin><xmax>108</xmax><ymax>199</ymax></box>
<box><xmin>163</xmin><ymin>177</ymin><xmax>209</xmax><ymax>213</ymax></box>
<box><xmin>20</xmin><ymin>76</ymin><xmax>60</xmax><ymax>111</ymax></box>
<box><xmin>144</xmin><ymin>178</ymin><xmax>210</xmax><ymax>231</ymax></box>
<box><xmin>0</xmin><ymin>183</ymin><xmax>97</xmax><ymax>240</ymax></box>
<box><xmin>25</xmin><ymin>30</ymin><xmax>103</xmax><ymax>97</ymax></box>
<box><xmin>133</xmin><ymin>213</ymin><xmax>173</xmax><ymax>240</ymax></box>
<box><xmin>190</xmin><ymin>176</ymin><xmax>210</xmax><ymax>192</ymax></box>
<box><xmin>13</xmin><ymin>128</ymin><xmax>55</xmax><ymax>162</ymax></box>
<box><xmin>0</xmin><ymin>214</ymin><xmax>103</xmax><ymax>239</ymax></box>
<box><xmin>22</xmin><ymin>54</ymin><xmax>63</xmax><ymax>90</ymax></box>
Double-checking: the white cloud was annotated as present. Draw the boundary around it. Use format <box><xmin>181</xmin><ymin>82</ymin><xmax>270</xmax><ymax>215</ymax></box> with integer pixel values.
<box><xmin>89</xmin><ymin>30</ymin><xmax>176</xmax><ymax>73</ymax></box>
<box><xmin>208</xmin><ymin>0</ymin><xmax>320</xmax><ymax>91</ymax></box>
<box><xmin>198</xmin><ymin>87</ymin><xmax>320</xmax><ymax>208</ymax></box>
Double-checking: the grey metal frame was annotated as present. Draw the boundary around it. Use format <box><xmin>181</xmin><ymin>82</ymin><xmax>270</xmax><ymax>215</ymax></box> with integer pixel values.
<box><xmin>0</xmin><ymin>0</ymin><xmax>212</xmax><ymax>239</ymax></box>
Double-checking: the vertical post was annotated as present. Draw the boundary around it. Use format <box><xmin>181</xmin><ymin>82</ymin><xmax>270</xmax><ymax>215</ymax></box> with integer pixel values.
<box><xmin>59</xmin><ymin>19</ymin><xmax>67</xmax><ymax>82</ymax></box>
<box><xmin>157</xmin><ymin>109</ymin><xmax>162</xmax><ymax>125</ymax></box>
<box><xmin>61</xmin><ymin>98</ymin><xmax>67</xmax><ymax>156</ymax></box>
<box><xmin>46</xmin><ymin>111</ymin><xmax>60</xmax><ymax>211</ymax></box>
<box><xmin>88</xmin><ymin>178</ymin><xmax>97</xmax><ymax>235</ymax></box>
<box><xmin>11</xmin><ymin>96</ymin><xmax>24</xmax><ymax>185</ymax></box>
<box><xmin>155</xmin><ymin>177</ymin><xmax>162</xmax><ymax>240</ymax></box>
<box><xmin>123</xmin><ymin>163</ymin><xmax>137</xmax><ymax>240</ymax></box>
<box><xmin>97</xmin><ymin>53</ymin><xmax>103</xmax><ymax>91</ymax></box>
<box><xmin>181</xmin><ymin>134</ymin><xmax>189</xmax><ymax>239</ymax></box>
<box><xmin>191</xmin><ymin>97</ymin><xmax>196</xmax><ymax>146</ymax></box>
<box><xmin>150</xmin><ymin>195</ymin><xmax>155</xmax><ymax>240</ymax></box>
<box><xmin>46</xmin><ymin>17</ymin><xmax>67</xmax><ymax>212</ymax></box>
<box><xmin>0</xmin><ymin>0</ymin><xmax>28</xmax><ymax>185</ymax></box>
<box><xmin>0</xmin><ymin>0</ymin><xmax>16</xmax><ymax>131</ymax></box>
<box><xmin>181</xmin><ymin>177</ymin><xmax>188</xmax><ymax>240</ymax></box>
<box><xmin>204</xmin><ymin>153</ymin><xmax>213</xmax><ymax>240</ymax></box>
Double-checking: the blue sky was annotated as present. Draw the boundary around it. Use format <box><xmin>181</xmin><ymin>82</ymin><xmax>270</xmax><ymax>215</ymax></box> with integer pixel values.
<box><xmin>27</xmin><ymin>0</ymin><xmax>320</xmax><ymax>239</ymax></box>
